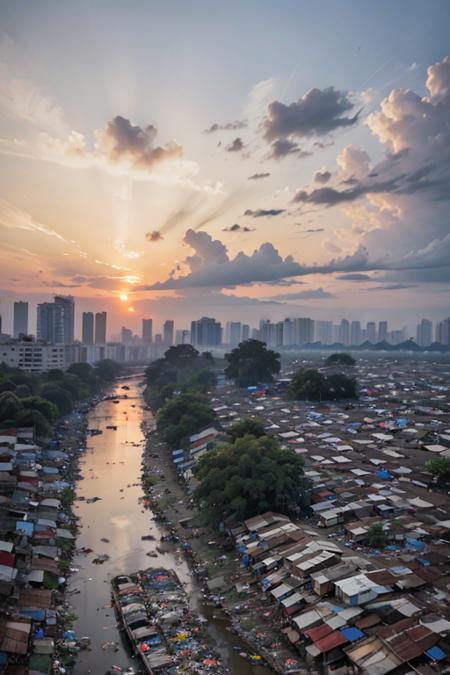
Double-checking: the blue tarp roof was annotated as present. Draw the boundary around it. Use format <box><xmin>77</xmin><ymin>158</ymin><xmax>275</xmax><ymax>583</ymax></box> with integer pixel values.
<box><xmin>340</xmin><ymin>627</ymin><xmax>364</xmax><ymax>642</ymax></box>
<box><xmin>16</xmin><ymin>520</ymin><xmax>34</xmax><ymax>535</ymax></box>
<box><xmin>377</xmin><ymin>469</ymin><xmax>393</xmax><ymax>480</ymax></box>
<box><xmin>426</xmin><ymin>646</ymin><xmax>446</xmax><ymax>661</ymax></box>
<box><xmin>406</xmin><ymin>537</ymin><xmax>425</xmax><ymax>550</ymax></box>
<box><xmin>19</xmin><ymin>608</ymin><xmax>45</xmax><ymax>621</ymax></box>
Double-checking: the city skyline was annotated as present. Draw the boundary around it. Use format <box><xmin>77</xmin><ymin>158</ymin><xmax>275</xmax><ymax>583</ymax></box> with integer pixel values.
<box><xmin>0</xmin><ymin>1</ymin><xmax>449</xmax><ymax>329</ymax></box>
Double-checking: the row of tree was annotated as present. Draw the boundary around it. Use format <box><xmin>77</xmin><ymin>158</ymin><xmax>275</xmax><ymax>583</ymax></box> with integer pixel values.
<box><xmin>0</xmin><ymin>359</ymin><xmax>122</xmax><ymax>436</ymax></box>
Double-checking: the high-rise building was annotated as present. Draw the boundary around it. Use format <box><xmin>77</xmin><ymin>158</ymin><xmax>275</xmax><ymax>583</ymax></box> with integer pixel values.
<box><xmin>378</xmin><ymin>321</ymin><xmax>388</xmax><ymax>342</ymax></box>
<box><xmin>316</xmin><ymin>321</ymin><xmax>333</xmax><ymax>345</ymax></box>
<box><xmin>190</xmin><ymin>317</ymin><xmax>222</xmax><ymax>346</ymax></box>
<box><xmin>94</xmin><ymin>311</ymin><xmax>107</xmax><ymax>344</ymax></box>
<box><xmin>416</xmin><ymin>318</ymin><xmax>433</xmax><ymax>347</ymax></box>
<box><xmin>175</xmin><ymin>329</ymin><xmax>189</xmax><ymax>345</ymax></box>
<box><xmin>339</xmin><ymin>319</ymin><xmax>350</xmax><ymax>345</ymax></box>
<box><xmin>82</xmin><ymin>312</ymin><xmax>94</xmax><ymax>344</ymax></box>
<box><xmin>366</xmin><ymin>321</ymin><xmax>377</xmax><ymax>343</ymax></box>
<box><xmin>350</xmin><ymin>321</ymin><xmax>361</xmax><ymax>346</ymax></box>
<box><xmin>436</xmin><ymin>317</ymin><xmax>450</xmax><ymax>347</ymax></box>
<box><xmin>294</xmin><ymin>318</ymin><xmax>315</xmax><ymax>344</ymax></box>
<box><xmin>121</xmin><ymin>326</ymin><xmax>133</xmax><ymax>344</ymax></box>
<box><xmin>242</xmin><ymin>324</ymin><xmax>250</xmax><ymax>341</ymax></box>
<box><xmin>163</xmin><ymin>320</ymin><xmax>174</xmax><ymax>346</ymax></box>
<box><xmin>226</xmin><ymin>321</ymin><xmax>241</xmax><ymax>346</ymax></box>
<box><xmin>13</xmin><ymin>301</ymin><xmax>28</xmax><ymax>338</ymax></box>
<box><xmin>37</xmin><ymin>295</ymin><xmax>74</xmax><ymax>344</ymax></box>
<box><xmin>142</xmin><ymin>318</ymin><xmax>153</xmax><ymax>344</ymax></box>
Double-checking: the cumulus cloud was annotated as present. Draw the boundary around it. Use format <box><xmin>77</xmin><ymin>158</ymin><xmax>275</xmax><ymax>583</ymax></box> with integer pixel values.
<box><xmin>222</xmin><ymin>224</ymin><xmax>255</xmax><ymax>233</ymax></box>
<box><xmin>143</xmin><ymin>230</ymin><xmax>377</xmax><ymax>291</ymax></box>
<box><xmin>244</xmin><ymin>208</ymin><xmax>286</xmax><ymax>218</ymax></box>
<box><xmin>314</xmin><ymin>169</ymin><xmax>332</xmax><ymax>183</ymax></box>
<box><xmin>262</xmin><ymin>87</ymin><xmax>359</xmax><ymax>142</ymax></box>
<box><xmin>145</xmin><ymin>231</ymin><xmax>163</xmax><ymax>242</ymax></box>
<box><xmin>268</xmin><ymin>138</ymin><xmax>312</xmax><ymax>160</ymax></box>
<box><xmin>94</xmin><ymin>116</ymin><xmax>183</xmax><ymax>169</ymax></box>
<box><xmin>225</xmin><ymin>137</ymin><xmax>244</xmax><ymax>152</ymax></box>
<box><xmin>204</xmin><ymin>120</ymin><xmax>247</xmax><ymax>133</ymax></box>
<box><xmin>248</xmin><ymin>172</ymin><xmax>270</xmax><ymax>180</ymax></box>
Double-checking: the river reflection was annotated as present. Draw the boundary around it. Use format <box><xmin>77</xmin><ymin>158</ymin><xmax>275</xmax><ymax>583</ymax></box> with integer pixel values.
<box><xmin>70</xmin><ymin>376</ymin><xmax>271</xmax><ymax>675</ymax></box>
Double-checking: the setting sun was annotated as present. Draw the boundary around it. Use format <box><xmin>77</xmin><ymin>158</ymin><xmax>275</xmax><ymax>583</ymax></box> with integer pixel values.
<box><xmin>119</xmin><ymin>293</ymin><xmax>128</xmax><ymax>302</ymax></box>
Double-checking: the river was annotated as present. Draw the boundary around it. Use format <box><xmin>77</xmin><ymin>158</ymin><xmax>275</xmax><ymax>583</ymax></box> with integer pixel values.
<box><xmin>70</xmin><ymin>376</ymin><xmax>271</xmax><ymax>675</ymax></box>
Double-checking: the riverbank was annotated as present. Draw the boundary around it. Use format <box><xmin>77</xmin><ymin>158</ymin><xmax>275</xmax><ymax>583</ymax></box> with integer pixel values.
<box><xmin>140</xmin><ymin>397</ymin><xmax>304</xmax><ymax>674</ymax></box>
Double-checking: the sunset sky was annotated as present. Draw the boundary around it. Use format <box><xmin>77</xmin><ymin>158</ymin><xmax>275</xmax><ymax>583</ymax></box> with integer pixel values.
<box><xmin>0</xmin><ymin>0</ymin><xmax>449</xmax><ymax>337</ymax></box>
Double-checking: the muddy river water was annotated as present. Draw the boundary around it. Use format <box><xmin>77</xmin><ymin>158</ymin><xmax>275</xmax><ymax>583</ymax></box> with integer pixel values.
<box><xmin>70</xmin><ymin>376</ymin><xmax>271</xmax><ymax>674</ymax></box>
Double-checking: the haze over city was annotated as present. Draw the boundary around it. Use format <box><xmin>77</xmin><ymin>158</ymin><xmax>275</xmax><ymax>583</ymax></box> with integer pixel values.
<box><xmin>1</xmin><ymin>0</ymin><xmax>450</xmax><ymax>335</ymax></box>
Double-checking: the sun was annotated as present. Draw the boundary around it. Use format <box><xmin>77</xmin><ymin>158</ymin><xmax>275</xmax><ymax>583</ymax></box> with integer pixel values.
<box><xmin>119</xmin><ymin>293</ymin><xmax>128</xmax><ymax>302</ymax></box>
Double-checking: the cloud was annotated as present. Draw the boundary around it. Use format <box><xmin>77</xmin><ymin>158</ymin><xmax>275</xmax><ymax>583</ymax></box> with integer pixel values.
<box><xmin>314</xmin><ymin>169</ymin><xmax>332</xmax><ymax>183</ymax></box>
<box><xmin>367</xmin><ymin>283</ymin><xmax>416</xmax><ymax>291</ymax></box>
<box><xmin>262</xmin><ymin>87</ymin><xmax>359</xmax><ymax>142</ymax></box>
<box><xmin>0</xmin><ymin>198</ymin><xmax>67</xmax><ymax>242</ymax></box>
<box><xmin>0</xmin><ymin>62</ymin><xmax>67</xmax><ymax>133</ymax></box>
<box><xmin>94</xmin><ymin>116</ymin><xmax>183</xmax><ymax>169</ymax></box>
<box><xmin>225</xmin><ymin>137</ymin><xmax>244</xmax><ymax>152</ymax></box>
<box><xmin>270</xmin><ymin>287</ymin><xmax>336</xmax><ymax>301</ymax></box>
<box><xmin>299</xmin><ymin>228</ymin><xmax>325</xmax><ymax>234</ymax></box>
<box><xmin>338</xmin><ymin>273</ymin><xmax>372</xmax><ymax>281</ymax></box>
<box><xmin>145</xmin><ymin>230</ymin><xmax>163</xmax><ymax>242</ymax></box>
<box><xmin>244</xmin><ymin>208</ymin><xmax>286</xmax><ymax>218</ymax></box>
<box><xmin>248</xmin><ymin>172</ymin><xmax>270</xmax><ymax>180</ymax></box>
<box><xmin>268</xmin><ymin>138</ymin><xmax>312</xmax><ymax>160</ymax></box>
<box><xmin>222</xmin><ymin>223</ymin><xmax>255</xmax><ymax>233</ymax></box>
<box><xmin>144</xmin><ymin>230</ymin><xmax>377</xmax><ymax>291</ymax></box>
<box><xmin>204</xmin><ymin>120</ymin><xmax>247</xmax><ymax>133</ymax></box>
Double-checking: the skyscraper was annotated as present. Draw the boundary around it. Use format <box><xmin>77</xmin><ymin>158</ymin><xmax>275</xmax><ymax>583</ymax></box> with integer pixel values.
<box><xmin>294</xmin><ymin>318</ymin><xmax>315</xmax><ymax>344</ymax></box>
<box><xmin>436</xmin><ymin>317</ymin><xmax>450</xmax><ymax>347</ymax></box>
<box><xmin>378</xmin><ymin>321</ymin><xmax>388</xmax><ymax>342</ymax></box>
<box><xmin>339</xmin><ymin>319</ymin><xmax>350</xmax><ymax>346</ymax></box>
<box><xmin>242</xmin><ymin>324</ymin><xmax>250</xmax><ymax>341</ymax></box>
<box><xmin>416</xmin><ymin>318</ymin><xmax>433</xmax><ymax>347</ymax></box>
<box><xmin>316</xmin><ymin>321</ymin><xmax>333</xmax><ymax>345</ymax></box>
<box><xmin>82</xmin><ymin>312</ymin><xmax>94</xmax><ymax>344</ymax></box>
<box><xmin>121</xmin><ymin>326</ymin><xmax>133</xmax><ymax>344</ymax></box>
<box><xmin>163</xmin><ymin>320</ymin><xmax>174</xmax><ymax>346</ymax></box>
<box><xmin>226</xmin><ymin>321</ymin><xmax>241</xmax><ymax>346</ymax></box>
<box><xmin>37</xmin><ymin>296</ymin><xmax>74</xmax><ymax>343</ymax></box>
<box><xmin>366</xmin><ymin>321</ymin><xmax>377</xmax><ymax>343</ymax></box>
<box><xmin>94</xmin><ymin>312</ymin><xmax>107</xmax><ymax>344</ymax></box>
<box><xmin>190</xmin><ymin>317</ymin><xmax>222</xmax><ymax>346</ymax></box>
<box><xmin>142</xmin><ymin>318</ymin><xmax>153</xmax><ymax>344</ymax></box>
<box><xmin>13</xmin><ymin>301</ymin><xmax>28</xmax><ymax>338</ymax></box>
<box><xmin>350</xmin><ymin>320</ymin><xmax>361</xmax><ymax>346</ymax></box>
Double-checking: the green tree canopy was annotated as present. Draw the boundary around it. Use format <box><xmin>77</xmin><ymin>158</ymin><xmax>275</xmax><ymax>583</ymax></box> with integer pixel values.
<box><xmin>425</xmin><ymin>456</ymin><xmax>450</xmax><ymax>481</ymax></box>
<box><xmin>194</xmin><ymin>435</ymin><xmax>307</xmax><ymax>527</ymax></box>
<box><xmin>164</xmin><ymin>344</ymin><xmax>200</xmax><ymax>369</ymax></box>
<box><xmin>225</xmin><ymin>339</ymin><xmax>280</xmax><ymax>387</ymax></box>
<box><xmin>38</xmin><ymin>384</ymin><xmax>74</xmax><ymax>416</ymax></box>
<box><xmin>0</xmin><ymin>392</ymin><xmax>23</xmax><ymax>420</ymax></box>
<box><xmin>21</xmin><ymin>396</ymin><xmax>59</xmax><ymax>423</ymax></box>
<box><xmin>325</xmin><ymin>353</ymin><xmax>356</xmax><ymax>366</ymax></box>
<box><xmin>226</xmin><ymin>418</ymin><xmax>266</xmax><ymax>441</ymax></box>
<box><xmin>288</xmin><ymin>368</ymin><xmax>357</xmax><ymax>401</ymax></box>
<box><xmin>94</xmin><ymin>359</ymin><xmax>123</xmax><ymax>382</ymax></box>
<box><xmin>156</xmin><ymin>393</ymin><xmax>216</xmax><ymax>447</ymax></box>
<box><xmin>366</xmin><ymin>523</ymin><xmax>389</xmax><ymax>549</ymax></box>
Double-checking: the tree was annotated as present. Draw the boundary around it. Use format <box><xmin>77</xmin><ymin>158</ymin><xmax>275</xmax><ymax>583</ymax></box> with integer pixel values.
<box><xmin>325</xmin><ymin>353</ymin><xmax>356</xmax><ymax>366</ymax></box>
<box><xmin>288</xmin><ymin>368</ymin><xmax>357</xmax><ymax>401</ymax></box>
<box><xmin>164</xmin><ymin>344</ymin><xmax>199</xmax><ymax>369</ymax></box>
<box><xmin>194</xmin><ymin>435</ymin><xmax>307</xmax><ymax>527</ymax></box>
<box><xmin>366</xmin><ymin>523</ymin><xmax>389</xmax><ymax>549</ymax></box>
<box><xmin>94</xmin><ymin>359</ymin><xmax>123</xmax><ymax>382</ymax></box>
<box><xmin>226</xmin><ymin>418</ymin><xmax>266</xmax><ymax>441</ymax></box>
<box><xmin>14</xmin><ymin>409</ymin><xmax>51</xmax><ymax>437</ymax></box>
<box><xmin>425</xmin><ymin>456</ymin><xmax>450</xmax><ymax>481</ymax></box>
<box><xmin>0</xmin><ymin>392</ymin><xmax>23</xmax><ymax>421</ymax></box>
<box><xmin>38</xmin><ymin>384</ymin><xmax>74</xmax><ymax>416</ymax></box>
<box><xmin>225</xmin><ymin>339</ymin><xmax>280</xmax><ymax>387</ymax></box>
<box><xmin>22</xmin><ymin>396</ymin><xmax>59</xmax><ymax>423</ymax></box>
<box><xmin>156</xmin><ymin>393</ymin><xmax>216</xmax><ymax>447</ymax></box>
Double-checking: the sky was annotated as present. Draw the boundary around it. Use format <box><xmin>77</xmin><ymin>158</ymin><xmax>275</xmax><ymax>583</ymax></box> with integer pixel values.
<box><xmin>0</xmin><ymin>0</ymin><xmax>449</xmax><ymax>338</ymax></box>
